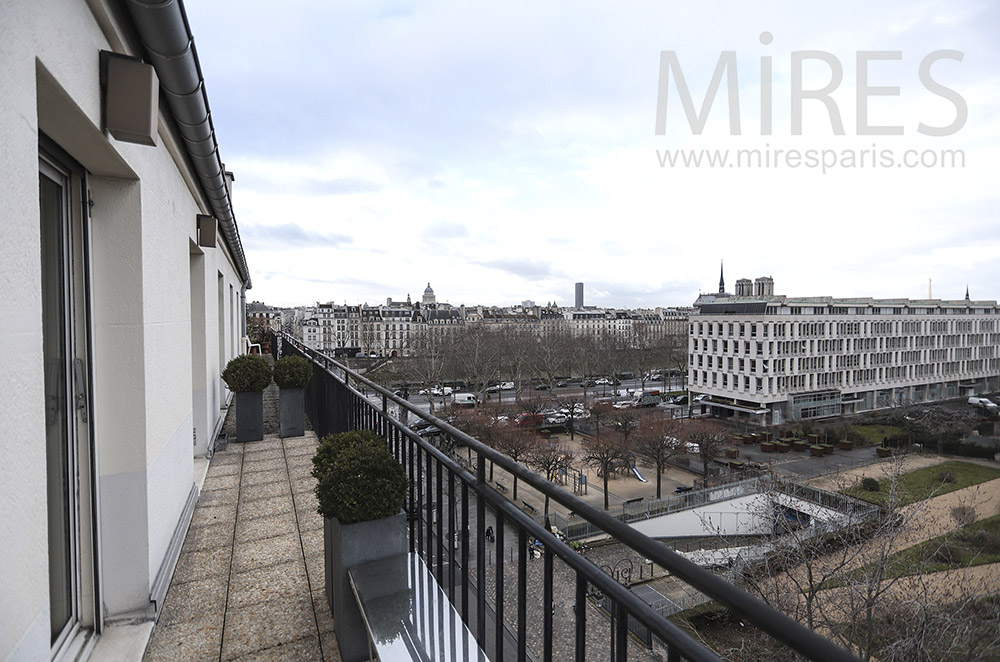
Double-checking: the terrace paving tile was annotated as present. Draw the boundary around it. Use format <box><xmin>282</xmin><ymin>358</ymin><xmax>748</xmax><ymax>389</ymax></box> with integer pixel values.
<box><xmin>237</xmin><ymin>494</ymin><xmax>295</xmax><ymax>522</ymax></box>
<box><xmin>241</xmin><ymin>470</ymin><xmax>285</xmax><ymax>488</ymax></box>
<box><xmin>144</xmin><ymin>614</ymin><xmax>224</xmax><ymax>662</ymax></box>
<box><xmin>221</xmin><ymin>596</ymin><xmax>317</xmax><ymax>661</ymax></box>
<box><xmin>203</xmin><ymin>473</ymin><xmax>241</xmax><ymax>492</ymax></box>
<box><xmin>227</xmin><ymin>559</ymin><xmax>310</xmax><ymax>611</ymax></box>
<box><xmin>197</xmin><ymin>488</ymin><xmax>240</xmax><ymax>508</ymax></box>
<box><xmin>239</xmin><ymin>479</ymin><xmax>292</xmax><ymax>502</ymax></box>
<box><xmin>232</xmin><ymin>532</ymin><xmax>302</xmax><ymax>573</ymax></box>
<box><xmin>228</xmin><ymin>635</ymin><xmax>323</xmax><ymax>662</ymax></box>
<box><xmin>181</xmin><ymin>520</ymin><xmax>236</xmax><ymax>554</ymax></box>
<box><xmin>171</xmin><ymin>545</ymin><xmax>232</xmax><ymax>586</ymax></box>
<box><xmin>234</xmin><ymin>512</ymin><xmax>298</xmax><ymax>544</ymax></box>
<box><xmin>241</xmin><ymin>457</ymin><xmax>287</xmax><ymax>474</ymax></box>
<box><xmin>190</xmin><ymin>504</ymin><xmax>238</xmax><ymax>529</ymax></box>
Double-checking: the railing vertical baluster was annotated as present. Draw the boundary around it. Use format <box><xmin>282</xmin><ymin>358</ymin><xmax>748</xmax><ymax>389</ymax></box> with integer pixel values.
<box><xmin>615</xmin><ymin>603</ymin><xmax>628</xmax><ymax>662</ymax></box>
<box><xmin>448</xmin><ymin>471</ymin><xmax>456</xmax><ymax>602</ymax></box>
<box><xmin>461</xmin><ymin>481</ymin><xmax>470</xmax><ymax>623</ymax></box>
<box><xmin>544</xmin><ymin>545</ymin><xmax>553</xmax><ymax>662</ymax></box>
<box><xmin>575</xmin><ymin>572</ymin><xmax>587</xmax><ymax>662</ymax></box>
<box><xmin>517</xmin><ymin>528</ymin><xmax>527</xmax><ymax>662</ymax></box>
<box><xmin>406</xmin><ymin>435</ymin><xmax>415</xmax><ymax>553</ymax></box>
<box><xmin>436</xmin><ymin>460</ymin><xmax>443</xmax><ymax>581</ymax></box>
<box><xmin>426</xmin><ymin>450</ymin><xmax>434</xmax><ymax>569</ymax></box>
<box><xmin>667</xmin><ymin>642</ymin><xmax>681</xmax><ymax>662</ymax></box>
<box><xmin>416</xmin><ymin>445</ymin><xmax>424</xmax><ymax>558</ymax></box>
<box><xmin>476</xmin><ymin>451</ymin><xmax>486</xmax><ymax>645</ymax></box>
<box><xmin>495</xmin><ymin>510</ymin><xmax>504</xmax><ymax>662</ymax></box>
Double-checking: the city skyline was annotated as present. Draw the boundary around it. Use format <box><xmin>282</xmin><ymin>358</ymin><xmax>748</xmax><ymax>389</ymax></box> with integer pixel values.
<box><xmin>186</xmin><ymin>1</ymin><xmax>998</xmax><ymax>309</ymax></box>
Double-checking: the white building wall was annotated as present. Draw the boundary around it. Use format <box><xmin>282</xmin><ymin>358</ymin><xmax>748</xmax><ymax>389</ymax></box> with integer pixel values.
<box><xmin>0</xmin><ymin>0</ymin><xmax>248</xmax><ymax>656</ymax></box>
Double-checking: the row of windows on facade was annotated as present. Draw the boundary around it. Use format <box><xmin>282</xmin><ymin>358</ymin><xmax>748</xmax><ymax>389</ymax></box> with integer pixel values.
<box><xmin>692</xmin><ymin>361</ymin><xmax>992</xmax><ymax>393</ymax></box>
<box><xmin>693</xmin><ymin>352</ymin><xmax>998</xmax><ymax>374</ymax></box>
<box><xmin>692</xmin><ymin>319</ymin><xmax>997</xmax><ymax>338</ymax></box>
<box><xmin>691</xmin><ymin>335</ymin><xmax>1000</xmax><ymax>357</ymax></box>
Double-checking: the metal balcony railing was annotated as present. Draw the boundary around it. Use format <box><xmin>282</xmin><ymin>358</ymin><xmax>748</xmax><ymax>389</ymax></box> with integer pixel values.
<box><xmin>274</xmin><ymin>331</ymin><xmax>859</xmax><ymax>662</ymax></box>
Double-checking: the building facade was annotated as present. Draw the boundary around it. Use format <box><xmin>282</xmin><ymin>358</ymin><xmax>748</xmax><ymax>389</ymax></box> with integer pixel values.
<box><xmin>1</xmin><ymin>1</ymin><xmax>251</xmax><ymax>658</ymax></box>
<box><xmin>689</xmin><ymin>294</ymin><xmax>1000</xmax><ymax>425</ymax></box>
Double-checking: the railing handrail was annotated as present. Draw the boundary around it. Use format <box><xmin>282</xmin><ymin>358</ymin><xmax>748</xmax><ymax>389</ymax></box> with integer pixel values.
<box><xmin>278</xmin><ymin>332</ymin><xmax>860</xmax><ymax>662</ymax></box>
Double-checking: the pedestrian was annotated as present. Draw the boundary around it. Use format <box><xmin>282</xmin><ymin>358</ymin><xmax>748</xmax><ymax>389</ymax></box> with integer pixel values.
<box><xmin>485</xmin><ymin>525</ymin><xmax>495</xmax><ymax>543</ymax></box>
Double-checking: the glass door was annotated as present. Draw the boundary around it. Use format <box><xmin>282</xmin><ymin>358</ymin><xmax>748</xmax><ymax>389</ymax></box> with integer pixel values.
<box><xmin>39</xmin><ymin>148</ymin><xmax>94</xmax><ymax>657</ymax></box>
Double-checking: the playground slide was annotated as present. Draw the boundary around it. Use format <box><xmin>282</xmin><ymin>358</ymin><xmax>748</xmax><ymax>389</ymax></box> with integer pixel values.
<box><xmin>631</xmin><ymin>466</ymin><xmax>648</xmax><ymax>482</ymax></box>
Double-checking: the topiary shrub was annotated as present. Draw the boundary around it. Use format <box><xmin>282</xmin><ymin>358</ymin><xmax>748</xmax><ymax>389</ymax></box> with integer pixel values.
<box><xmin>930</xmin><ymin>542</ymin><xmax>966</xmax><ymax>566</ymax></box>
<box><xmin>938</xmin><ymin>471</ymin><xmax>956</xmax><ymax>484</ymax></box>
<box><xmin>221</xmin><ymin>354</ymin><xmax>272</xmax><ymax>392</ymax></box>
<box><xmin>951</xmin><ymin>505</ymin><xmax>976</xmax><ymax>527</ymax></box>
<box><xmin>312</xmin><ymin>430</ymin><xmax>408</xmax><ymax>524</ymax></box>
<box><xmin>861</xmin><ymin>477</ymin><xmax>881</xmax><ymax>492</ymax></box>
<box><xmin>272</xmin><ymin>355</ymin><xmax>312</xmax><ymax>389</ymax></box>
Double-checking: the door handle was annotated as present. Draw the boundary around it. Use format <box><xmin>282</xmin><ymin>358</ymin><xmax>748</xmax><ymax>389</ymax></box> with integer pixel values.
<box><xmin>74</xmin><ymin>358</ymin><xmax>89</xmax><ymax>423</ymax></box>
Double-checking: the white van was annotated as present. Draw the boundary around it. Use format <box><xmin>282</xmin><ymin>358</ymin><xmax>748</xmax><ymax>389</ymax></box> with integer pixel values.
<box><xmin>454</xmin><ymin>393</ymin><xmax>477</xmax><ymax>407</ymax></box>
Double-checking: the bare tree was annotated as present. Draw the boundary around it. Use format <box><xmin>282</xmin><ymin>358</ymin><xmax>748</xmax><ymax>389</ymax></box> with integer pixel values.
<box><xmin>497</xmin><ymin>326</ymin><xmax>534</xmax><ymax>404</ymax></box>
<box><xmin>492</xmin><ymin>426</ymin><xmax>537</xmax><ymax>502</ymax></box>
<box><xmin>583</xmin><ymin>432</ymin><xmax>632</xmax><ymax>510</ymax></box>
<box><xmin>634</xmin><ymin>417</ymin><xmax>684</xmax><ymax>499</ymax></box>
<box><xmin>451</xmin><ymin>324</ymin><xmax>502</xmax><ymax>406</ymax></box>
<box><xmin>611</xmin><ymin>410</ymin><xmax>639</xmax><ymax>444</ymax></box>
<box><xmin>530</xmin><ymin>329</ymin><xmax>573</xmax><ymax>398</ymax></box>
<box><xmin>682</xmin><ymin>420</ymin><xmax>729</xmax><ymax>479</ymax></box>
<box><xmin>403</xmin><ymin>328</ymin><xmax>453</xmax><ymax>414</ymax></box>
<box><xmin>528</xmin><ymin>440</ymin><xmax>575</xmax><ymax>525</ymax></box>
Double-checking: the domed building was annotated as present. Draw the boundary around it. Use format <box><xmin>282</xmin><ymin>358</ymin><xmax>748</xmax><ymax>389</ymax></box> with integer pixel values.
<box><xmin>422</xmin><ymin>282</ymin><xmax>437</xmax><ymax>306</ymax></box>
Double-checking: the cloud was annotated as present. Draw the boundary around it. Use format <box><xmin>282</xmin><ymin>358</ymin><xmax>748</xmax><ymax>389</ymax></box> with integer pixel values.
<box><xmin>301</xmin><ymin>177</ymin><xmax>382</xmax><ymax>195</ymax></box>
<box><xmin>243</xmin><ymin>222</ymin><xmax>353</xmax><ymax>250</ymax></box>
<box><xmin>422</xmin><ymin>221</ymin><xmax>469</xmax><ymax>240</ymax></box>
<box><xmin>478</xmin><ymin>259</ymin><xmax>556</xmax><ymax>281</ymax></box>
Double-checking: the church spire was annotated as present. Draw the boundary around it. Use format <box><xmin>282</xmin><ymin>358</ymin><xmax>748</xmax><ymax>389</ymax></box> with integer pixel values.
<box><xmin>965</xmin><ymin>285</ymin><xmax>970</xmax><ymax>301</ymax></box>
<box><xmin>718</xmin><ymin>260</ymin><xmax>725</xmax><ymax>294</ymax></box>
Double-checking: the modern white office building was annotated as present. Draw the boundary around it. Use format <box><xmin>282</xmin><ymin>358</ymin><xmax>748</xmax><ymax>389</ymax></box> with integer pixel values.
<box><xmin>689</xmin><ymin>289</ymin><xmax>1000</xmax><ymax>425</ymax></box>
<box><xmin>1</xmin><ymin>0</ymin><xmax>251</xmax><ymax>659</ymax></box>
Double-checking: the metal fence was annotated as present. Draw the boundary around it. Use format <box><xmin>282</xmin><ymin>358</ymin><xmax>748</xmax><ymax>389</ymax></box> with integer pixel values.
<box><xmin>276</xmin><ymin>332</ymin><xmax>859</xmax><ymax>662</ymax></box>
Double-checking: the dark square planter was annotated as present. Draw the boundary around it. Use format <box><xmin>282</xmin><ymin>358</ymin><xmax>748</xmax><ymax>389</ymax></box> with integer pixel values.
<box><xmin>279</xmin><ymin>387</ymin><xmax>305</xmax><ymax>438</ymax></box>
<box><xmin>235</xmin><ymin>391</ymin><xmax>264</xmax><ymax>442</ymax></box>
<box><xmin>326</xmin><ymin>512</ymin><xmax>408</xmax><ymax>662</ymax></box>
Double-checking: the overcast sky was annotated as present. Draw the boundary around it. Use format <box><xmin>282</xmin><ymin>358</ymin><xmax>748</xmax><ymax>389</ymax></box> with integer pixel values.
<box><xmin>184</xmin><ymin>1</ymin><xmax>999</xmax><ymax>310</ymax></box>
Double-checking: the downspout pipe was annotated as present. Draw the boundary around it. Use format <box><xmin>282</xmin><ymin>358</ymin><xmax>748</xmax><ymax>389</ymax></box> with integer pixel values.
<box><xmin>241</xmin><ymin>279</ymin><xmax>249</xmax><ymax>340</ymax></box>
<box><xmin>124</xmin><ymin>0</ymin><xmax>251</xmax><ymax>287</ymax></box>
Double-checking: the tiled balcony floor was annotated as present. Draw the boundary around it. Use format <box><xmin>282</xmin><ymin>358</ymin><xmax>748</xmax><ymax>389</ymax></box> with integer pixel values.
<box><xmin>144</xmin><ymin>431</ymin><xmax>340</xmax><ymax>661</ymax></box>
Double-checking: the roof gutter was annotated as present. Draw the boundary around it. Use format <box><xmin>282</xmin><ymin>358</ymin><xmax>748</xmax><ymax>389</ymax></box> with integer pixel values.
<box><xmin>124</xmin><ymin>0</ymin><xmax>251</xmax><ymax>287</ymax></box>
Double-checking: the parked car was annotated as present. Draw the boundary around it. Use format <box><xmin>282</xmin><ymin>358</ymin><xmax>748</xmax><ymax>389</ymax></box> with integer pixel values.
<box><xmin>515</xmin><ymin>412</ymin><xmax>543</xmax><ymax>426</ymax></box>
<box><xmin>555</xmin><ymin>381</ymin><xmax>568</xmax><ymax>388</ymax></box>
<box><xmin>453</xmin><ymin>393</ymin><xmax>477</xmax><ymax>407</ymax></box>
<box><xmin>535</xmin><ymin>383</ymin><xmax>551</xmax><ymax>390</ymax></box>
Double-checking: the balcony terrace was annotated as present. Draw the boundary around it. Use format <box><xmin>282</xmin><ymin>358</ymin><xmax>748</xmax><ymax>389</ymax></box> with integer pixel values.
<box><xmin>143</xmin><ymin>334</ymin><xmax>860</xmax><ymax>661</ymax></box>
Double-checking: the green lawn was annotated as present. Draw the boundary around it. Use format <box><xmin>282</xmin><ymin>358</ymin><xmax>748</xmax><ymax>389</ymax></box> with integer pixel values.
<box><xmin>850</xmin><ymin>424</ymin><xmax>903</xmax><ymax>446</ymax></box>
<box><xmin>824</xmin><ymin>514</ymin><xmax>1000</xmax><ymax>588</ymax></box>
<box><xmin>843</xmin><ymin>460</ymin><xmax>1000</xmax><ymax>507</ymax></box>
